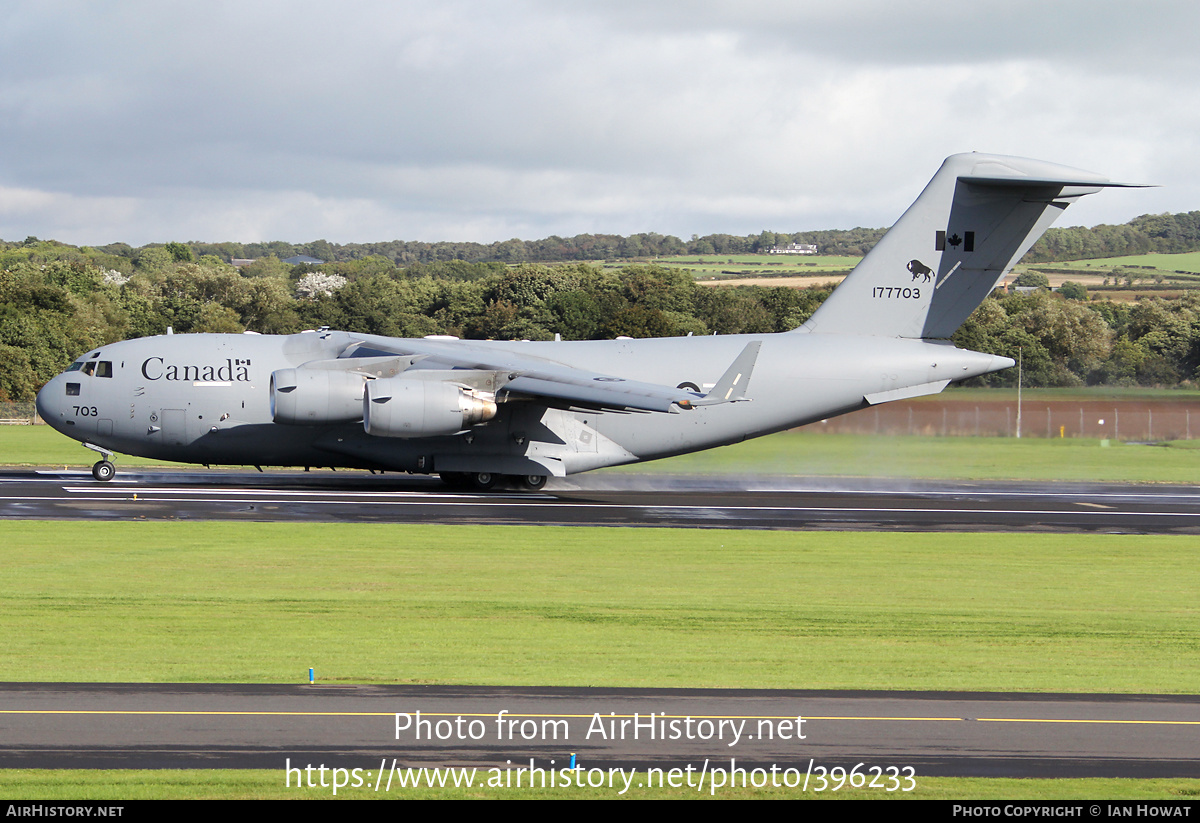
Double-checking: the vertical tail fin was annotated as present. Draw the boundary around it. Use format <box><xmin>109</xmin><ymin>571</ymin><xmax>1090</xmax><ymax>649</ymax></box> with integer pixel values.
<box><xmin>797</xmin><ymin>153</ymin><xmax>1137</xmax><ymax>339</ymax></box>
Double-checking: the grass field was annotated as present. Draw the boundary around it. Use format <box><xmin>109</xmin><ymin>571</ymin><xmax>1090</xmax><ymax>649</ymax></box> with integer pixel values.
<box><xmin>593</xmin><ymin>249</ymin><xmax>1200</xmax><ymax>298</ymax></box>
<box><xmin>1052</xmin><ymin>251</ymin><xmax>1200</xmax><ymax>274</ymax></box>
<box><xmin>608</xmin><ymin>251</ymin><xmax>1200</xmax><ymax>280</ymax></box>
<box><xmin>643</xmin><ymin>253</ymin><xmax>859</xmax><ymax>280</ymax></box>
<box><xmin>0</xmin><ymin>426</ymin><xmax>184</xmax><ymax>468</ymax></box>
<box><xmin>600</xmin><ymin>250</ymin><xmax>1200</xmax><ymax>295</ymax></box>
<box><xmin>3</xmin><ymin>522</ymin><xmax>1196</xmax><ymax>691</ymax></box>
<box><xmin>3</xmin><ymin>422</ymin><xmax>1198</xmax><ymax>483</ymax></box>
<box><xmin>611</xmin><ymin>432</ymin><xmax>1200</xmax><ymax>483</ymax></box>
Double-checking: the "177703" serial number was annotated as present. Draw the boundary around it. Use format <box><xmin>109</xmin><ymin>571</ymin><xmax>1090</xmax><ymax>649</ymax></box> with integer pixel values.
<box><xmin>872</xmin><ymin>287</ymin><xmax>921</xmax><ymax>299</ymax></box>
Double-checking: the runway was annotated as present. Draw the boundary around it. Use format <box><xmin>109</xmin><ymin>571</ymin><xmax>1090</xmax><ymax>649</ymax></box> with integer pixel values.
<box><xmin>0</xmin><ymin>467</ymin><xmax>1198</xmax><ymax>532</ymax></box>
<box><xmin>1</xmin><ymin>683</ymin><xmax>1196</xmax><ymax>780</ymax></box>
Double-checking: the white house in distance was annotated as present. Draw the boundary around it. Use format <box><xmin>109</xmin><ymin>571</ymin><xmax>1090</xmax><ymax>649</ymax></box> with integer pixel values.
<box><xmin>768</xmin><ymin>243</ymin><xmax>818</xmax><ymax>255</ymax></box>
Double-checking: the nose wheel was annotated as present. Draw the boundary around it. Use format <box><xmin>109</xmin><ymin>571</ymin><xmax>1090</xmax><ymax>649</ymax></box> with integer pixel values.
<box><xmin>91</xmin><ymin>460</ymin><xmax>116</xmax><ymax>482</ymax></box>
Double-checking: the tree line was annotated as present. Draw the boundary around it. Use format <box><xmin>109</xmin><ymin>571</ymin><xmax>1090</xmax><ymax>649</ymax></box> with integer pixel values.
<box><xmin>7</xmin><ymin>210</ymin><xmax>1200</xmax><ymax>271</ymax></box>
<box><xmin>0</xmin><ymin>258</ymin><xmax>825</xmax><ymax>401</ymax></box>
<box><xmin>1025</xmin><ymin>212</ymin><xmax>1200</xmax><ymax>262</ymax></box>
<box><xmin>1</xmin><ymin>251</ymin><xmax>1199</xmax><ymax>402</ymax></box>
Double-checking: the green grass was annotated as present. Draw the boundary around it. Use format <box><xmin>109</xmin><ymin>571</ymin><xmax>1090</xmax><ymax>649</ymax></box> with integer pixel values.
<box><xmin>2</xmin><ymin>770</ymin><xmax>1198</xmax><ymax>800</ymax></box>
<box><xmin>6</xmin><ymin>424</ymin><xmax>1199</xmax><ymax>483</ymax></box>
<box><xmin>613</xmin><ymin>431</ymin><xmax>1200</xmax><ymax>484</ymax></box>
<box><xmin>1056</xmin><ymin>252</ymin><xmax>1200</xmax><ymax>274</ymax></box>
<box><xmin>0</xmin><ymin>425</ymin><xmax>183</xmax><ymax>468</ymax></box>
<box><xmin>644</xmin><ymin>253</ymin><xmax>859</xmax><ymax>279</ymax></box>
<box><xmin>2</xmin><ymin>522</ymin><xmax>1196</xmax><ymax>692</ymax></box>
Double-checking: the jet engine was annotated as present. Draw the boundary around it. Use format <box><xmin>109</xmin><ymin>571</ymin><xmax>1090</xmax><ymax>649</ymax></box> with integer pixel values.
<box><xmin>270</xmin><ymin>368</ymin><xmax>368</xmax><ymax>425</ymax></box>
<box><xmin>363</xmin><ymin>377</ymin><xmax>497</xmax><ymax>438</ymax></box>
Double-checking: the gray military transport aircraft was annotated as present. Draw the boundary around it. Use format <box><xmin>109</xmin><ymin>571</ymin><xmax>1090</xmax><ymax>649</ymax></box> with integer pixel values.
<box><xmin>36</xmin><ymin>153</ymin><xmax>1136</xmax><ymax>489</ymax></box>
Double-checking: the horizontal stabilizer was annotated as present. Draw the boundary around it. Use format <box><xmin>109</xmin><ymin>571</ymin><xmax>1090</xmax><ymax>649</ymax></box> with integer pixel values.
<box><xmin>959</xmin><ymin>175</ymin><xmax>1148</xmax><ymax>190</ymax></box>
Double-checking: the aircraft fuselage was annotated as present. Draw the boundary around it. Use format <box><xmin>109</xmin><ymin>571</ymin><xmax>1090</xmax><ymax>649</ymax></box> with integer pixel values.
<box><xmin>35</xmin><ymin>329</ymin><xmax>1008</xmax><ymax>480</ymax></box>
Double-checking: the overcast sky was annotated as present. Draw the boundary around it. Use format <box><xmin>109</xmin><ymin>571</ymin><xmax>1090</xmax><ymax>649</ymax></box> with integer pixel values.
<box><xmin>0</xmin><ymin>0</ymin><xmax>1193</xmax><ymax>246</ymax></box>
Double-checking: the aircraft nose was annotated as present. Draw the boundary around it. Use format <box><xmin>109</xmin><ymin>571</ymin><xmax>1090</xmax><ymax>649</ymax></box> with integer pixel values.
<box><xmin>35</xmin><ymin>374</ymin><xmax>67</xmax><ymax>430</ymax></box>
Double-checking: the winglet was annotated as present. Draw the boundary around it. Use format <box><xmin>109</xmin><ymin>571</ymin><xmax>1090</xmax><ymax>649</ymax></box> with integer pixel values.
<box><xmin>687</xmin><ymin>341</ymin><xmax>760</xmax><ymax>407</ymax></box>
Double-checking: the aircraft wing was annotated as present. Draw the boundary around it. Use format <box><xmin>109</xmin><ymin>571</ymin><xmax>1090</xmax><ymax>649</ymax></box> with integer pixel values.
<box><xmin>339</xmin><ymin>335</ymin><xmax>758</xmax><ymax>413</ymax></box>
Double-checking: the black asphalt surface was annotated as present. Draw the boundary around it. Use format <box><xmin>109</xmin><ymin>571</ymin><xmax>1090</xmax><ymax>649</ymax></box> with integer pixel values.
<box><xmin>1</xmin><ymin>467</ymin><xmax>1199</xmax><ymax>532</ymax></box>
<box><xmin>1</xmin><ymin>683</ymin><xmax>1197</xmax><ymax>778</ymax></box>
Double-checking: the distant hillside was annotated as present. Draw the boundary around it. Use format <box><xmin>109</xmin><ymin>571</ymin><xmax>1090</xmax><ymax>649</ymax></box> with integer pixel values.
<box><xmin>173</xmin><ymin>227</ymin><xmax>892</xmax><ymax>265</ymax></box>
<box><xmin>1026</xmin><ymin>212</ymin><xmax>1200</xmax><ymax>262</ymax></box>
<box><xmin>3</xmin><ymin>211</ymin><xmax>1199</xmax><ymax>267</ymax></box>
<box><xmin>0</xmin><ymin>230</ymin><xmax>889</xmax><ymax>269</ymax></box>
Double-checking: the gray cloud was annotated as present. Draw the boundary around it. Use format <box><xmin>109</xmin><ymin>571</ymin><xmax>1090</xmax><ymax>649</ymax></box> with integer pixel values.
<box><xmin>0</xmin><ymin>0</ymin><xmax>1190</xmax><ymax>245</ymax></box>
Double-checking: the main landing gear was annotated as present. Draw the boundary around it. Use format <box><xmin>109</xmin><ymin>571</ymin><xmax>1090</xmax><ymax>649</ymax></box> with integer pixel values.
<box><xmin>439</xmin><ymin>472</ymin><xmax>548</xmax><ymax>491</ymax></box>
<box><xmin>516</xmin><ymin>474</ymin><xmax>547</xmax><ymax>491</ymax></box>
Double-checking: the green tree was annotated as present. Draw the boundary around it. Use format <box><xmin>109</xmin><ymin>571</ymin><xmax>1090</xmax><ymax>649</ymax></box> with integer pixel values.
<box><xmin>164</xmin><ymin>242</ymin><xmax>194</xmax><ymax>263</ymax></box>
<box><xmin>0</xmin><ymin>344</ymin><xmax>40</xmax><ymax>401</ymax></box>
<box><xmin>1057</xmin><ymin>281</ymin><xmax>1087</xmax><ymax>300</ymax></box>
<box><xmin>134</xmin><ymin>247</ymin><xmax>173</xmax><ymax>273</ymax></box>
<box><xmin>1012</xmin><ymin>271</ymin><xmax>1050</xmax><ymax>289</ymax></box>
<box><xmin>192</xmin><ymin>304</ymin><xmax>244</xmax><ymax>333</ymax></box>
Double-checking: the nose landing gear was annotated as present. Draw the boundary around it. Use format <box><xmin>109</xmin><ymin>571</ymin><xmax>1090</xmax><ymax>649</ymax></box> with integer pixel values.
<box><xmin>91</xmin><ymin>460</ymin><xmax>116</xmax><ymax>482</ymax></box>
<box><xmin>83</xmin><ymin>443</ymin><xmax>116</xmax><ymax>482</ymax></box>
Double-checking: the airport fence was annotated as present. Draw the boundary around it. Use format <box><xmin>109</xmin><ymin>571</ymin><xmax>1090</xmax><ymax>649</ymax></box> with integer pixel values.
<box><xmin>3</xmin><ymin>398</ymin><xmax>1197</xmax><ymax>441</ymax></box>
<box><xmin>812</xmin><ymin>397</ymin><xmax>1200</xmax><ymax>441</ymax></box>
<box><xmin>0</xmin><ymin>402</ymin><xmax>38</xmax><ymax>425</ymax></box>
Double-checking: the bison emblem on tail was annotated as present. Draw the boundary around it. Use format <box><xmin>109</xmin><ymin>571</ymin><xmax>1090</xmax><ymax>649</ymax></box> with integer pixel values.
<box><xmin>907</xmin><ymin>259</ymin><xmax>933</xmax><ymax>283</ymax></box>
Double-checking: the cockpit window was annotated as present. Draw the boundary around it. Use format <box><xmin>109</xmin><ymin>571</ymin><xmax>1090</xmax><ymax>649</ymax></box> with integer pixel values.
<box><xmin>96</xmin><ymin>361</ymin><xmax>112</xmax><ymax>378</ymax></box>
<box><xmin>66</xmin><ymin>362</ymin><xmax>83</xmax><ymax>372</ymax></box>
<box><xmin>82</xmin><ymin>362</ymin><xmax>96</xmax><ymax>376</ymax></box>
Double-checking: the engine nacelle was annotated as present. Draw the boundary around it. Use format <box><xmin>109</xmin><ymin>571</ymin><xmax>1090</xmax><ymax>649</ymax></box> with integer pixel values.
<box><xmin>271</xmin><ymin>368</ymin><xmax>367</xmax><ymax>425</ymax></box>
<box><xmin>363</xmin><ymin>377</ymin><xmax>497</xmax><ymax>438</ymax></box>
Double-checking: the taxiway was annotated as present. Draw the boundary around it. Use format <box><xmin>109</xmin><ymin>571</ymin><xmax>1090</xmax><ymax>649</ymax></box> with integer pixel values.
<box><xmin>1</xmin><ymin>683</ymin><xmax>1196</xmax><ymax>778</ymax></box>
